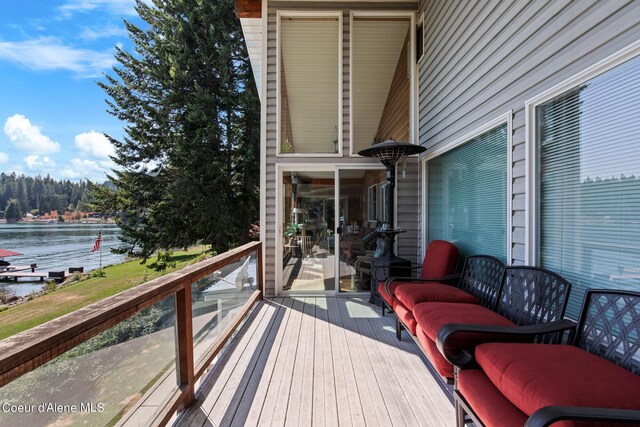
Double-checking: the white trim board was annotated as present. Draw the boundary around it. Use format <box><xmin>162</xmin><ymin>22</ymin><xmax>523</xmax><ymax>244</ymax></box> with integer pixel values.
<box><xmin>524</xmin><ymin>39</ymin><xmax>640</xmax><ymax>265</ymax></box>
<box><xmin>259</xmin><ymin>0</ymin><xmax>268</xmax><ymax>291</ymax></box>
<box><xmin>421</xmin><ymin>111</ymin><xmax>514</xmax><ymax>263</ymax></box>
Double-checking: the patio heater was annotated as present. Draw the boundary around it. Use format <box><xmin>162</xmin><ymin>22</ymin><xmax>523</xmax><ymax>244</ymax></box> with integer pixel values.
<box><xmin>358</xmin><ymin>139</ymin><xmax>426</xmax><ymax>305</ymax></box>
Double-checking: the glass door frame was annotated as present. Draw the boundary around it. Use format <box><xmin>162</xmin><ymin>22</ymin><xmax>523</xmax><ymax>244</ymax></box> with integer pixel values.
<box><xmin>275</xmin><ymin>163</ymin><xmax>386</xmax><ymax>296</ymax></box>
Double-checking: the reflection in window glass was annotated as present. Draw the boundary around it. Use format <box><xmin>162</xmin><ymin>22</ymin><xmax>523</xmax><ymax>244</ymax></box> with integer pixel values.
<box><xmin>428</xmin><ymin>124</ymin><xmax>507</xmax><ymax>260</ymax></box>
<box><xmin>537</xmin><ymin>55</ymin><xmax>640</xmax><ymax>318</ymax></box>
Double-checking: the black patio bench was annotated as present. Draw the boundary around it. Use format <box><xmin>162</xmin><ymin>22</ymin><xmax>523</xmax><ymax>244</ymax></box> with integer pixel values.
<box><xmin>387</xmin><ymin>254</ymin><xmax>505</xmax><ymax>340</ymax></box>
<box><xmin>414</xmin><ymin>266</ymin><xmax>573</xmax><ymax>380</ymax></box>
<box><xmin>444</xmin><ymin>289</ymin><xmax>640</xmax><ymax>427</ymax></box>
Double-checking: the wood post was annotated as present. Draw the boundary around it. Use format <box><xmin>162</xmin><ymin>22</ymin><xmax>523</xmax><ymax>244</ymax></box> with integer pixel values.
<box><xmin>175</xmin><ymin>283</ymin><xmax>195</xmax><ymax>406</ymax></box>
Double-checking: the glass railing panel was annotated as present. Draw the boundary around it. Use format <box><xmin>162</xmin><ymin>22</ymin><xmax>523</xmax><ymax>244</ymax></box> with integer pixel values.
<box><xmin>0</xmin><ymin>294</ymin><xmax>178</xmax><ymax>427</ymax></box>
<box><xmin>191</xmin><ymin>252</ymin><xmax>258</xmax><ymax>366</ymax></box>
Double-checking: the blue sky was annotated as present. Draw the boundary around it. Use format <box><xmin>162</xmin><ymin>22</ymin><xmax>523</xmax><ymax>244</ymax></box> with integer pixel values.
<box><xmin>0</xmin><ymin>0</ymin><xmax>144</xmax><ymax>182</ymax></box>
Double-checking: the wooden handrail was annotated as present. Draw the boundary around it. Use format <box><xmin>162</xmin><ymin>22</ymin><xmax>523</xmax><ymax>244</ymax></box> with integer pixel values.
<box><xmin>0</xmin><ymin>240</ymin><xmax>263</xmax><ymax>395</ymax></box>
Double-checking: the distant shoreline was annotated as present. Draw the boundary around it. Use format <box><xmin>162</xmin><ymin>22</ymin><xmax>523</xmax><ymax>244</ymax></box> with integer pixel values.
<box><xmin>0</xmin><ymin>219</ymin><xmax>116</xmax><ymax>225</ymax></box>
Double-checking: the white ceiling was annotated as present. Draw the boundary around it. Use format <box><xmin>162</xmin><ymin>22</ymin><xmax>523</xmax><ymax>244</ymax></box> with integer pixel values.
<box><xmin>352</xmin><ymin>19</ymin><xmax>410</xmax><ymax>153</ymax></box>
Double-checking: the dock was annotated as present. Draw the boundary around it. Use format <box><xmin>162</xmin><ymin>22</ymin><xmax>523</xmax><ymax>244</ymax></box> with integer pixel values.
<box><xmin>0</xmin><ymin>264</ymin><xmax>69</xmax><ymax>283</ymax></box>
<box><xmin>0</xmin><ymin>271</ymin><xmax>49</xmax><ymax>282</ymax></box>
<box><xmin>1</xmin><ymin>265</ymin><xmax>37</xmax><ymax>273</ymax></box>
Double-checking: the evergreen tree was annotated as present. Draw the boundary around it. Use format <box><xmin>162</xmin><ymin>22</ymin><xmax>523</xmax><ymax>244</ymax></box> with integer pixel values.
<box><xmin>93</xmin><ymin>0</ymin><xmax>260</xmax><ymax>260</ymax></box>
<box><xmin>5</xmin><ymin>199</ymin><xmax>22</xmax><ymax>221</ymax></box>
<box><xmin>0</xmin><ymin>173</ymin><xmax>94</xmax><ymax>215</ymax></box>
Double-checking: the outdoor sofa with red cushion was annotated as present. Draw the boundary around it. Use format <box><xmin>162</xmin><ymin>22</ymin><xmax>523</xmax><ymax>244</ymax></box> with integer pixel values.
<box><xmin>376</xmin><ymin>239</ymin><xmax>460</xmax><ymax>317</ymax></box>
<box><xmin>387</xmin><ymin>255</ymin><xmax>506</xmax><ymax>340</ymax></box>
<box><xmin>415</xmin><ymin>266</ymin><xmax>572</xmax><ymax>380</ymax></box>
<box><xmin>447</xmin><ymin>289</ymin><xmax>640</xmax><ymax>427</ymax></box>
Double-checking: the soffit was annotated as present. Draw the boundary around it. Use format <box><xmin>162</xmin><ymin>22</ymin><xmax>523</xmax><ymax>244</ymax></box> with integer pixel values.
<box><xmin>240</xmin><ymin>17</ymin><xmax>263</xmax><ymax>99</ymax></box>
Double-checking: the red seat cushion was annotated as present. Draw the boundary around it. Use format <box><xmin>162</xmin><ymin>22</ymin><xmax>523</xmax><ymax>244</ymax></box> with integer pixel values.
<box><xmin>416</xmin><ymin>325</ymin><xmax>457</xmax><ymax>378</ymax></box>
<box><xmin>392</xmin><ymin>299</ymin><xmax>417</xmax><ymax>335</ymax></box>
<box><xmin>413</xmin><ymin>302</ymin><xmax>516</xmax><ymax>378</ymax></box>
<box><xmin>378</xmin><ymin>280</ymin><xmax>414</xmax><ymax>307</ymax></box>
<box><xmin>458</xmin><ymin>369</ymin><xmax>528</xmax><ymax>427</ymax></box>
<box><xmin>414</xmin><ymin>302</ymin><xmax>515</xmax><ymax>348</ymax></box>
<box><xmin>395</xmin><ymin>283</ymin><xmax>478</xmax><ymax>311</ymax></box>
<box><xmin>476</xmin><ymin>343</ymin><xmax>640</xmax><ymax>418</ymax></box>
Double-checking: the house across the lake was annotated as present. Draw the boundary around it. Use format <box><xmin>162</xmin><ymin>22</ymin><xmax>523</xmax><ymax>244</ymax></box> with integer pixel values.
<box><xmin>0</xmin><ymin>1</ymin><xmax>638</xmax><ymax>426</ymax></box>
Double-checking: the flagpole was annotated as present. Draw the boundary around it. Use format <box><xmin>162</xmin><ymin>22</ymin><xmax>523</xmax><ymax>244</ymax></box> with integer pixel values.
<box><xmin>99</xmin><ymin>225</ymin><xmax>103</xmax><ymax>271</ymax></box>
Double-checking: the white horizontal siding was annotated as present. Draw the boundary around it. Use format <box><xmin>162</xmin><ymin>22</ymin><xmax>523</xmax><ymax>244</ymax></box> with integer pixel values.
<box><xmin>418</xmin><ymin>0</ymin><xmax>640</xmax><ymax>264</ymax></box>
<box><xmin>264</xmin><ymin>2</ymin><xmax>418</xmax><ymax>295</ymax></box>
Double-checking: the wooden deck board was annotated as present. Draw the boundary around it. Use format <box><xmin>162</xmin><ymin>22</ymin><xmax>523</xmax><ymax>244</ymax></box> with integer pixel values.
<box><xmin>326</xmin><ymin>297</ymin><xmax>365</xmax><ymax>427</ymax></box>
<box><xmin>336</xmin><ymin>299</ymin><xmax>393</xmax><ymax>426</ymax></box>
<box><xmin>175</xmin><ymin>297</ymin><xmax>454</xmax><ymax>427</ymax></box>
<box><xmin>180</xmin><ymin>298</ymin><xmax>281</xmax><ymax>427</ymax></box>
<box><xmin>240</xmin><ymin>297</ymin><xmax>296</xmax><ymax>427</ymax></box>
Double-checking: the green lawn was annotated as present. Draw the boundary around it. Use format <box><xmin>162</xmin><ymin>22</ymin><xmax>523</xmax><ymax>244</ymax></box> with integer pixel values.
<box><xmin>0</xmin><ymin>246</ymin><xmax>209</xmax><ymax>340</ymax></box>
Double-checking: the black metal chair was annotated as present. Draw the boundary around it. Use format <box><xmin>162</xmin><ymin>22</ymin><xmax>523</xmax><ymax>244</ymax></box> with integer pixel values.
<box><xmin>389</xmin><ymin>255</ymin><xmax>505</xmax><ymax>340</ymax></box>
<box><xmin>448</xmin><ymin>289</ymin><xmax>640</xmax><ymax>427</ymax></box>
<box><xmin>415</xmin><ymin>266</ymin><xmax>572</xmax><ymax>379</ymax></box>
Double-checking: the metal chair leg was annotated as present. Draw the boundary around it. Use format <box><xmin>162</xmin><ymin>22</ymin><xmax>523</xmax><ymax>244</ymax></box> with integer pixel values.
<box><xmin>382</xmin><ymin>304</ymin><xmax>386</xmax><ymax>316</ymax></box>
<box><xmin>455</xmin><ymin>398</ymin><xmax>466</xmax><ymax>427</ymax></box>
<box><xmin>396</xmin><ymin>316</ymin><xmax>402</xmax><ymax>341</ymax></box>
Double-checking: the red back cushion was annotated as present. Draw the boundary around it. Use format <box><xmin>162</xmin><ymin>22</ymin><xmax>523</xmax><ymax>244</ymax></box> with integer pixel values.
<box><xmin>420</xmin><ymin>240</ymin><xmax>459</xmax><ymax>279</ymax></box>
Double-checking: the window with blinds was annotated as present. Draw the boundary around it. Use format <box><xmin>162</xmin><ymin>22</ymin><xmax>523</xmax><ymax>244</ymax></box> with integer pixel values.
<box><xmin>427</xmin><ymin>124</ymin><xmax>508</xmax><ymax>261</ymax></box>
<box><xmin>537</xmin><ymin>54</ymin><xmax>640</xmax><ymax>319</ymax></box>
<box><xmin>279</xmin><ymin>16</ymin><xmax>340</xmax><ymax>154</ymax></box>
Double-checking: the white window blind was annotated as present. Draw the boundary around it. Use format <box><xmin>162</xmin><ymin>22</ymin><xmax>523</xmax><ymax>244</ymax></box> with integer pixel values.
<box><xmin>428</xmin><ymin>124</ymin><xmax>508</xmax><ymax>260</ymax></box>
<box><xmin>279</xmin><ymin>17</ymin><xmax>339</xmax><ymax>154</ymax></box>
<box><xmin>537</xmin><ymin>54</ymin><xmax>640</xmax><ymax>319</ymax></box>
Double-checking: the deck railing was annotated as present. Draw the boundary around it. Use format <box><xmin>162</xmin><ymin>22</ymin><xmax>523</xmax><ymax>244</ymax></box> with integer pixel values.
<box><xmin>0</xmin><ymin>241</ymin><xmax>263</xmax><ymax>426</ymax></box>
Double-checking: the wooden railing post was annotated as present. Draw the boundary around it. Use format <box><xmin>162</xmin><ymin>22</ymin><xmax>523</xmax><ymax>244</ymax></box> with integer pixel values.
<box><xmin>175</xmin><ymin>282</ymin><xmax>194</xmax><ymax>406</ymax></box>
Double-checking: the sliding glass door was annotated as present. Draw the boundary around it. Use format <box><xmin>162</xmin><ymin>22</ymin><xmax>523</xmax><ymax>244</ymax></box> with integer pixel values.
<box><xmin>337</xmin><ymin>167</ymin><xmax>386</xmax><ymax>293</ymax></box>
<box><xmin>281</xmin><ymin>171</ymin><xmax>335</xmax><ymax>292</ymax></box>
<box><xmin>279</xmin><ymin>167</ymin><xmax>385</xmax><ymax>294</ymax></box>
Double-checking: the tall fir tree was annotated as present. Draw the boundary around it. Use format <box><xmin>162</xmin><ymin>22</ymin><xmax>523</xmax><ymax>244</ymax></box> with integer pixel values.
<box><xmin>92</xmin><ymin>0</ymin><xmax>260</xmax><ymax>260</ymax></box>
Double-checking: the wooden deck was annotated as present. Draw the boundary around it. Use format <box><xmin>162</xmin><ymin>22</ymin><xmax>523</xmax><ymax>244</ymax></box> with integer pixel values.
<box><xmin>176</xmin><ymin>297</ymin><xmax>454</xmax><ymax>427</ymax></box>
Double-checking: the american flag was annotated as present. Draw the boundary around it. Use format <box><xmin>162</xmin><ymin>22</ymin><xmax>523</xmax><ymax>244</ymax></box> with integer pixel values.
<box><xmin>92</xmin><ymin>231</ymin><xmax>102</xmax><ymax>252</ymax></box>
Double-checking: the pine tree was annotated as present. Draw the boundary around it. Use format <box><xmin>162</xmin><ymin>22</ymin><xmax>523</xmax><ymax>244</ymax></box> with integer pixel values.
<box><xmin>5</xmin><ymin>199</ymin><xmax>22</xmax><ymax>221</ymax></box>
<box><xmin>93</xmin><ymin>0</ymin><xmax>260</xmax><ymax>260</ymax></box>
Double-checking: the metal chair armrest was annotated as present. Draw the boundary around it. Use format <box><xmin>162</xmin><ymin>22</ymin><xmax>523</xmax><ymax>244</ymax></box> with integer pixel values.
<box><xmin>525</xmin><ymin>406</ymin><xmax>640</xmax><ymax>427</ymax></box>
<box><xmin>383</xmin><ymin>276</ymin><xmax>428</xmax><ymax>297</ymax></box>
<box><xmin>373</xmin><ymin>264</ymin><xmax>422</xmax><ymax>281</ymax></box>
<box><xmin>436</xmin><ymin>319</ymin><xmax>577</xmax><ymax>368</ymax></box>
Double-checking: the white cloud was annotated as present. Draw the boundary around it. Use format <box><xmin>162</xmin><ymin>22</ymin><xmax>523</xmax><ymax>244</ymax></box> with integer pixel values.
<box><xmin>0</xmin><ymin>37</ymin><xmax>115</xmax><ymax>78</ymax></box>
<box><xmin>79</xmin><ymin>25</ymin><xmax>128</xmax><ymax>41</ymax></box>
<box><xmin>74</xmin><ymin>131</ymin><xmax>115</xmax><ymax>159</ymax></box>
<box><xmin>0</xmin><ymin>152</ymin><xmax>8</xmax><ymax>164</ymax></box>
<box><xmin>59</xmin><ymin>158</ymin><xmax>117</xmax><ymax>182</ymax></box>
<box><xmin>4</xmin><ymin>114</ymin><xmax>61</xmax><ymax>154</ymax></box>
<box><xmin>58</xmin><ymin>0</ymin><xmax>139</xmax><ymax>18</ymax></box>
<box><xmin>24</xmin><ymin>155</ymin><xmax>57</xmax><ymax>171</ymax></box>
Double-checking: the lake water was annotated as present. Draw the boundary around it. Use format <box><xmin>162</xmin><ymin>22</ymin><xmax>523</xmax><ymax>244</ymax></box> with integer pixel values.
<box><xmin>0</xmin><ymin>223</ymin><xmax>125</xmax><ymax>297</ymax></box>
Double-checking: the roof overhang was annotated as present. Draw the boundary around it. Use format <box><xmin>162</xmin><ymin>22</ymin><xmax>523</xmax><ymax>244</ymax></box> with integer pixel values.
<box><xmin>235</xmin><ymin>0</ymin><xmax>262</xmax><ymax>18</ymax></box>
<box><xmin>235</xmin><ymin>0</ymin><xmax>263</xmax><ymax>99</ymax></box>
